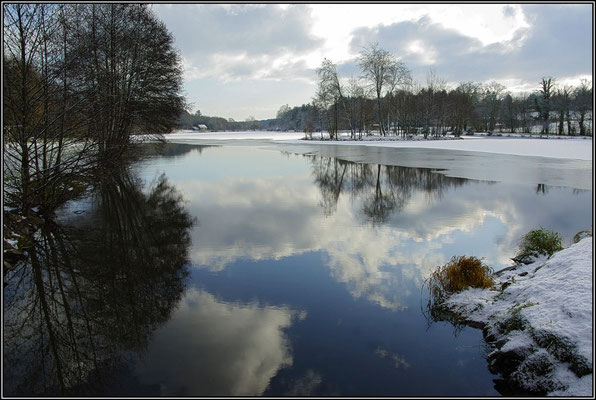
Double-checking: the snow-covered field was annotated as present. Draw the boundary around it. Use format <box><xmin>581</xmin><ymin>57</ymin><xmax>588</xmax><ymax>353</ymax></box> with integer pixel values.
<box><xmin>162</xmin><ymin>130</ymin><xmax>593</xmax><ymax>161</ymax></box>
<box><xmin>443</xmin><ymin>237</ymin><xmax>593</xmax><ymax>396</ymax></box>
<box><xmin>162</xmin><ymin>130</ymin><xmax>307</xmax><ymax>141</ymax></box>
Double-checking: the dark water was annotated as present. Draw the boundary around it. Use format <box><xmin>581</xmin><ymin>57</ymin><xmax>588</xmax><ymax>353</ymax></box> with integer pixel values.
<box><xmin>3</xmin><ymin>142</ymin><xmax>592</xmax><ymax>396</ymax></box>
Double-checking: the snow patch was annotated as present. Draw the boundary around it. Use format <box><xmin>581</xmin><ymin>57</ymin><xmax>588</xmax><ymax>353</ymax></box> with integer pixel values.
<box><xmin>160</xmin><ymin>130</ymin><xmax>593</xmax><ymax>161</ymax></box>
<box><xmin>442</xmin><ymin>237</ymin><xmax>593</xmax><ymax>395</ymax></box>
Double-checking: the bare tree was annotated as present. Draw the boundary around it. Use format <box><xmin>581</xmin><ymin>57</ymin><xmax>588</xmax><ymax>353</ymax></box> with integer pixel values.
<box><xmin>501</xmin><ymin>93</ymin><xmax>516</xmax><ymax>133</ymax></box>
<box><xmin>573</xmin><ymin>79</ymin><xmax>592</xmax><ymax>136</ymax></box>
<box><xmin>346</xmin><ymin>76</ymin><xmax>363</xmax><ymax>139</ymax></box>
<box><xmin>3</xmin><ymin>3</ymin><xmax>185</xmax><ymax>242</ymax></box>
<box><xmin>70</xmin><ymin>4</ymin><xmax>185</xmax><ymax>158</ymax></box>
<box><xmin>276</xmin><ymin>104</ymin><xmax>290</xmax><ymax>119</ymax></box>
<box><xmin>347</xmin><ymin>77</ymin><xmax>373</xmax><ymax>139</ymax></box>
<box><xmin>515</xmin><ymin>93</ymin><xmax>532</xmax><ymax>134</ymax></box>
<box><xmin>3</xmin><ymin>4</ymin><xmax>97</xmax><ymax>216</ymax></box>
<box><xmin>357</xmin><ymin>42</ymin><xmax>410</xmax><ymax>136</ymax></box>
<box><xmin>315</xmin><ymin>58</ymin><xmax>342</xmax><ymax>139</ymax></box>
<box><xmin>535</xmin><ymin>77</ymin><xmax>554</xmax><ymax>135</ymax></box>
<box><xmin>312</xmin><ymin>79</ymin><xmax>335</xmax><ymax>139</ymax></box>
<box><xmin>478</xmin><ymin>81</ymin><xmax>505</xmax><ymax>133</ymax></box>
<box><xmin>553</xmin><ymin>86</ymin><xmax>572</xmax><ymax>135</ymax></box>
<box><xmin>422</xmin><ymin>69</ymin><xmax>447</xmax><ymax>137</ymax></box>
<box><xmin>317</xmin><ymin>58</ymin><xmax>356</xmax><ymax>138</ymax></box>
<box><xmin>447</xmin><ymin>82</ymin><xmax>478</xmax><ymax>136</ymax></box>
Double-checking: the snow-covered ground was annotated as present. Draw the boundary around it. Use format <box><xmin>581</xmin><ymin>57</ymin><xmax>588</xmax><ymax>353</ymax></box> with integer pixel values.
<box><xmin>308</xmin><ymin>136</ymin><xmax>593</xmax><ymax>161</ymax></box>
<box><xmin>442</xmin><ymin>236</ymin><xmax>593</xmax><ymax>396</ymax></box>
<box><xmin>161</xmin><ymin>130</ymin><xmax>593</xmax><ymax>161</ymax></box>
<box><xmin>162</xmin><ymin>130</ymin><xmax>307</xmax><ymax>141</ymax></box>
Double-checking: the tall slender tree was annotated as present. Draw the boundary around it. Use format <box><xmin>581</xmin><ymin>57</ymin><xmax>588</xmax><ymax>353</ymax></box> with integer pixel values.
<box><xmin>357</xmin><ymin>42</ymin><xmax>410</xmax><ymax>136</ymax></box>
<box><xmin>316</xmin><ymin>58</ymin><xmax>355</xmax><ymax>138</ymax></box>
<box><xmin>574</xmin><ymin>79</ymin><xmax>592</xmax><ymax>136</ymax></box>
<box><xmin>553</xmin><ymin>86</ymin><xmax>572</xmax><ymax>135</ymax></box>
<box><xmin>535</xmin><ymin>77</ymin><xmax>554</xmax><ymax>135</ymax></box>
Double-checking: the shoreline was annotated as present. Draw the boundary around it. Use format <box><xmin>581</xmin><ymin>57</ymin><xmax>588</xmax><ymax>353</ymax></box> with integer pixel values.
<box><xmin>437</xmin><ymin>236</ymin><xmax>593</xmax><ymax>396</ymax></box>
<box><xmin>159</xmin><ymin>131</ymin><xmax>593</xmax><ymax>161</ymax></box>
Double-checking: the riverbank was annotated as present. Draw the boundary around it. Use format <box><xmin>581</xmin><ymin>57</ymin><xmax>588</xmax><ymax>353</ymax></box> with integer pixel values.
<box><xmin>160</xmin><ymin>131</ymin><xmax>593</xmax><ymax>161</ymax></box>
<box><xmin>439</xmin><ymin>236</ymin><xmax>593</xmax><ymax>396</ymax></box>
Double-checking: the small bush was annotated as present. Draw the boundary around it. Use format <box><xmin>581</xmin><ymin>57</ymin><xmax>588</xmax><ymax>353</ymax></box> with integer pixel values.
<box><xmin>425</xmin><ymin>255</ymin><xmax>494</xmax><ymax>305</ymax></box>
<box><xmin>512</xmin><ymin>228</ymin><xmax>563</xmax><ymax>264</ymax></box>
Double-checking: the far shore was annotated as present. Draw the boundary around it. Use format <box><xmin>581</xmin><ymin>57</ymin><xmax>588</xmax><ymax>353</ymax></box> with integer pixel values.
<box><xmin>159</xmin><ymin>130</ymin><xmax>593</xmax><ymax>161</ymax></box>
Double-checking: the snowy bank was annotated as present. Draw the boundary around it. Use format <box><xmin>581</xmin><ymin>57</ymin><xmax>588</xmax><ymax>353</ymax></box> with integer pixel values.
<box><xmin>160</xmin><ymin>131</ymin><xmax>593</xmax><ymax>161</ymax></box>
<box><xmin>295</xmin><ymin>136</ymin><xmax>592</xmax><ymax>161</ymax></box>
<box><xmin>161</xmin><ymin>130</ymin><xmax>307</xmax><ymax>141</ymax></box>
<box><xmin>441</xmin><ymin>237</ymin><xmax>593</xmax><ymax>396</ymax></box>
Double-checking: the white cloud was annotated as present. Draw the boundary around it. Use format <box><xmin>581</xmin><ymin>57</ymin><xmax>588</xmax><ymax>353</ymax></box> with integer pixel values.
<box><xmin>307</xmin><ymin>4</ymin><xmax>530</xmax><ymax>66</ymax></box>
<box><xmin>160</xmin><ymin>4</ymin><xmax>534</xmax><ymax>84</ymax></box>
<box><xmin>153</xmin><ymin>3</ymin><xmax>321</xmax><ymax>83</ymax></box>
<box><xmin>405</xmin><ymin>40</ymin><xmax>437</xmax><ymax>66</ymax></box>
<box><xmin>153</xmin><ymin>3</ymin><xmax>591</xmax><ymax>122</ymax></box>
<box><xmin>348</xmin><ymin>4</ymin><xmax>592</xmax><ymax>89</ymax></box>
<box><xmin>422</xmin><ymin>4</ymin><xmax>529</xmax><ymax>46</ymax></box>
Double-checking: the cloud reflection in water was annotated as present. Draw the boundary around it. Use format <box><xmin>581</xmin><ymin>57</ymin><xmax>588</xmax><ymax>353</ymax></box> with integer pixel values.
<box><xmin>149</xmin><ymin>146</ymin><xmax>591</xmax><ymax>312</ymax></box>
<box><xmin>134</xmin><ymin>288</ymin><xmax>303</xmax><ymax>396</ymax></box>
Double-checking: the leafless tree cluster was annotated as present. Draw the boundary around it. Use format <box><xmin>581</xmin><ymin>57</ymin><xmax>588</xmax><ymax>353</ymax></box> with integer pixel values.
<box><xmin>310</xmin><ymin>43</ymin><xmax>593</xmax><ymax>140</ymax></box>
<box><xmin>357</xmin><ymin>42</ymin><xmax>411</xmax><ymax>137</ymax></box>
<box><xmin>3</xmin><ymin>3</ymin><xmax>184</xmax><ymax>218</ymax></box>
<box><xmin>312</xmin><ymin>43</ymin><xmax>412</xmax><ymax>140</ymax></box>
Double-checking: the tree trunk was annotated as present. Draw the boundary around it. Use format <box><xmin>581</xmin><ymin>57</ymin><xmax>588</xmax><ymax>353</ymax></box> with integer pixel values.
<box><xmin>334</xmin><ymin>101</ymin><xmax>338</xmax><ymax>140</ymax></box>
<box><xmin>376</xmin><ymin>97</ymin><xmax>385</xmax><ymax>136</ymax></box>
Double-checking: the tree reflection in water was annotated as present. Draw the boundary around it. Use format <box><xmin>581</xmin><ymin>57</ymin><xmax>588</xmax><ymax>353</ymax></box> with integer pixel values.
<box><xmin>3</xmin><ymin>165</ymin><xmax>194</xmax><ymax>396</ymax></box>
<box><xmin>307</xmin><ymin>155</ymin><xmax>469</xmax><ymax>223</ymax></box>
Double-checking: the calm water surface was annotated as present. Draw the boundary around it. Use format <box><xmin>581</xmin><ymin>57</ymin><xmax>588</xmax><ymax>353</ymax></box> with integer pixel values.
<box><xmin>4</xmin><ymin>142</ymin><xmax>592</xmax><ymax>396</ymax></box>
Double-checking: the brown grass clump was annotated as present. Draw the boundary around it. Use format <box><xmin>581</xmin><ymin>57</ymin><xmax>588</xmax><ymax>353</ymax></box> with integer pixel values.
<box><xmin>425</xmin><ymin>255</ymin><xmax>495</xmax><ymax>305</ymax></box>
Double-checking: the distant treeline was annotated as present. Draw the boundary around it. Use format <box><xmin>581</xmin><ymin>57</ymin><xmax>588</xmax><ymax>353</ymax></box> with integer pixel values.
<box><xmin>177</xmin><ymin>81</ymin><xmax>593</xmax><ymax>136</ymax></box>
<box><xmin>178</xmin><ymin>110</ymin><xmax>274</xmax><ymax>131</ymax></box>
<box><xmin>176</xmin><ymin>104</ymin><xmax>318</xmax><ymax>132</ymax></box>
<box><xmin>178</xmin><ymin>44</ymin><xmax>593</xmax><ymax>138</ymax></box>
<box><xmin>305</xmin><ymin>77</ymin><xmax>593</xmax><ymax>138</ymax></box>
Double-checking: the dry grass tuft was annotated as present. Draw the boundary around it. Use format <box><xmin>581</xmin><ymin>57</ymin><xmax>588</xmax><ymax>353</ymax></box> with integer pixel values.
<box><xmin>425</xmin><ymin>255</ymin><xmax>495</xmax><ymax>305</ymax></box>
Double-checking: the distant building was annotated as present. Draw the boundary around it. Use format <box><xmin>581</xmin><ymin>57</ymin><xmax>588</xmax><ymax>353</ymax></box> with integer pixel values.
<box><xmin>193</xmin><ymin>124</ymin><xmax>208</xmax><ymax>131</ymax></box>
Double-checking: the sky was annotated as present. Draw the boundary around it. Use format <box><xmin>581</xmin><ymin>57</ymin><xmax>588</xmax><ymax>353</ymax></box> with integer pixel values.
<box><xmin>152</xmin><ymin>3</ymin><xmax>593</xmax><ymax>121</ymax></box>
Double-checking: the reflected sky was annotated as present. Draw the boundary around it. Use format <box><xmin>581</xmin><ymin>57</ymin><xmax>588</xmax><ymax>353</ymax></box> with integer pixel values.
<box><xmin>138</xmin><ymin>145</ymin><xmax>592</xmax><ymax>312</ymax></box>
<box><xmin>129</xmin><ymin>143</ymin><xmax>592</xmax><ymax>395</ymax></box>
<box><xmin>134</xmin><ymin>288</ymin><xmax>301</xmax><ymax>396</ymax></box>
